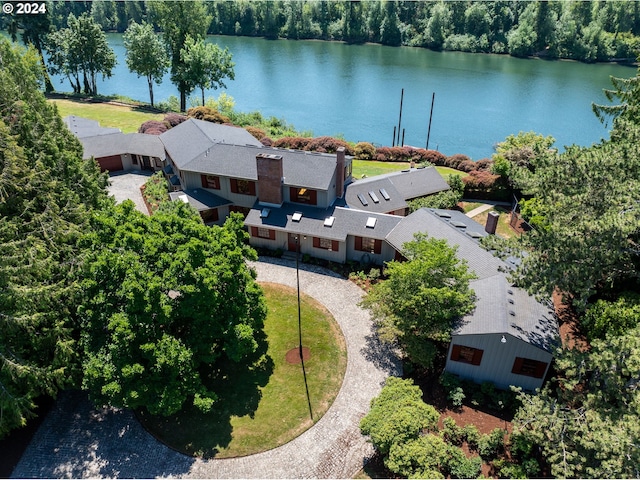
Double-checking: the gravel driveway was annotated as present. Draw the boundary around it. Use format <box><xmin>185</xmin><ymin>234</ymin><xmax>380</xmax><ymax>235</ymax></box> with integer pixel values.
<box><xmin>12</xmin><ymin>258</ymin><xmax>400</xmax><ymax>479</ymax></box>
<box><xmin>106</xmin><ymin>170</ymin><xmax>152</xmax><ymax>214</ymax></box>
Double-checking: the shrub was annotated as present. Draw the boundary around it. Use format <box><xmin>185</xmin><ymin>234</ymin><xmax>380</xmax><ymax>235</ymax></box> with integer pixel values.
<box><xmin>474</xmin><ymin>158</ymin><xmax>494</xmax><ymax>171</ymax></box>
<box><xmin>463</xmin><ymin>424</ymin><xmax>481</xmax><ymax>451</ymax></box>
<box><xmin>354</xmin><ymin>141</ymin><xmax>376</xmax><ymax>159</ymax></box>
<box><xmin>260</xmin><ymin>137</ymin><xmax>274</xmax><ymax>147</ymax></box>
<box><xmin>245</xmin><ymin>126</ymin><xmax>267</xmax><ymax>141</ymax></box>
<box><xmin>440</xmin><ymin>372</ymin><xmax>466</xmax><ymax>407</ymax></box>
<box><xmin>273</xmin><ymin>136</ymin><xmax>312</xmax><ymax>150</ymax></box>
<box><xmin>445</xmin><ymin>154</ymin><xmax>472</xmax><ymax>170</ymax></box>
<box><xmin>457</xmin><ymin>159</ymin><xmax>477</xmax><ymax>173</ymax></box>
<box><xmin>138</xmin><ymin>120</ymin><xmax>167</xmax><ymax>135</ymax></box>
<box><xmin>445</xmin><ymin>445</ymin><xmax>483</xmax><ymax>479</ymax></box>
<box><xmin>478</xmin><ymin>428</ymin><xmax>506</xmax><ymax>460</ymax></box>
<box><xmin>163</xmin><ymin>113</ymin><xmax>188</xmax><ymax>128</ymax></box>
<box><xmin>141</xmin><ymin>171</ymin><xmax>169</xmax><ymax>213</ymax></box>
<box><xmin>442</xmin><ymin>417</ymin><xmax>465</xmax><ymax>446</ymax></box>
<box><xmin>187</xmin><ymin>106</ymin><xmax>231</xmax><ymax>124</ymax></box>
<box><xmin>305</xmin><ymin>136</ymin><xmax>351</xmax><ymax>154</ymax></box>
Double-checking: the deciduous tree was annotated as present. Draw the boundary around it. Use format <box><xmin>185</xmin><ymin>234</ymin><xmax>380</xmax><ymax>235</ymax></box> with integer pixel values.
<box><xmin>123</xmin><ymin>21</ymin><xmax>169</xmax><ymax>107</ymax></box>
<box><xmin>79</xmin><ymin>203</ymin><xmax>267</xmax><ymax>416</ymax></box>
<box><xmin>177</xmin><ymin>35</ymin><xmax>235</xmax><ymax>107</ymax></box>
<box><xmin>147</xmin><ymin>0</ymin><xmax>212</xmax><ymax>111</ymax></box>
<box><xmin>361</xmin><ymin>233</ymin><xmax>476</xmax><ymax>369</ymax></box>
<box><xmin>45</xmin><ymin>12</ymin><xmax>116</xmax><ymax>95</ymax></box>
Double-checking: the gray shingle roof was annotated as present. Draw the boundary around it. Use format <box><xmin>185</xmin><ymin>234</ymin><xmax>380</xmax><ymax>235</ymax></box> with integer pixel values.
<box><xmin>79</xmin><ymin>132</ymin><xmax>166</xmax><ymax>161</ymax></box>
<box><xmin>344</xmin><ymin>177</ymin><xmax>407</xmax><ymax>214</ymax></box>
<box><xmin>386</xmin><ymin>208</ymin><xmax>558</xmax><ymax>350</ymax></box>
<box><xmin>456</xmin><ymin>275</ymin><xmax>557</xmax><ymax>351</ymax></box>
<box><xmin>384</xmin><ymin>167</ymin><xmax>450</xmax><ymax>200</ymax></box>
<box><xmin>169</xmin><ymin>188</ymin><xmax>232</xmax><ymax>211</ymax></box>
<box><xmin>386</xmin><ymin>209</ymin><xmax>505</xmax><ymax>279</ymax></box>
<box><xmin>160</xmin><ymin>119</ymin><xmax>339</xmax><ymax>190</ymax></box>
<box><xmin>64</xmin><ymin>115</ymin><xmax>121</xmax><ymax>138</ymax></box>
<box><xmin>245</xmin><ymin>204</ymin><xmax>402</xmax><ymax>241</ymax></box>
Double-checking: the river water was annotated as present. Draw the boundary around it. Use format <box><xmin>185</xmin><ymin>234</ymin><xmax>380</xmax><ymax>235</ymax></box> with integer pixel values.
<box><xmin>52</xmin><ymin>33</ymin><xmax>635</xmax><ymax>160</ymax></box>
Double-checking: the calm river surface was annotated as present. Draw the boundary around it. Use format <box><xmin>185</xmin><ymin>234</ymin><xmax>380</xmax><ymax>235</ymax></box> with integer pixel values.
<box><xmin>58</xmin><ymin>33</ymin><xmax>635</xmax><ymax>159</ymax></box>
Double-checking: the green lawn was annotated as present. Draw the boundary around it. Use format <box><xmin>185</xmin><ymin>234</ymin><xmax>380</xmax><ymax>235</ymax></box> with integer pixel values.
<box><xmin>352</xmin><ymin>160</ymin><xmax>465</xmax><ymax>180</ymax></box>
<box><xmin>49</xmin><ymin>98</ymin><xmax>163</xmax><ymax>133</ymax></box>
<box><xmin>472</xmin><ymin>205</ymin><xmax>516</xmax><ymax>239</ymax></box>
<box><xmin>138</xmin><ymin>282</ymin><xmax>347</xmax><ymax>458</ymax></box>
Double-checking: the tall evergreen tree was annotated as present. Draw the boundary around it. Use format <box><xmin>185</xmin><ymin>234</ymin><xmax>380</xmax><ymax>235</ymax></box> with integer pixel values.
<box><xmin>0</xmin><ymin>39</ymin><xmax>109</xmax><ymax>438</ymax></box>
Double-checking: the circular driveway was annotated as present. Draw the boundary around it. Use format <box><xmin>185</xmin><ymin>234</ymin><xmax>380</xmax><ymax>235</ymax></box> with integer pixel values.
<box><xmin>12</xmin><ymin>258</ymin><xmax>400</xmax><ymax>479</ymax></box>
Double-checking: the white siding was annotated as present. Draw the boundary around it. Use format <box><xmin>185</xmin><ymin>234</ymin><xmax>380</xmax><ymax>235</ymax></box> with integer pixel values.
<box><xmin>445</xmin><ymin>333</ymin><xmax>552</xmax><ymax>392</ymax></box>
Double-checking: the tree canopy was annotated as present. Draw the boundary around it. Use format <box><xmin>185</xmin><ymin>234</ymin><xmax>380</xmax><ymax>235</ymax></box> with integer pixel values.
<box><xmin>361</xmin><ymin>233</ymin><xmax>476</xmax><ymax>369</ymax></box>
<box><xmin>79</xmin><ymin>202</ymin><xmax>267</xmax><ymax>416</ymax></box>
<box><xmin>177</xmin><ymin>35</ymin><xmax>235</xmax><ymax>107</ymax></box>
<box><xmin>45</xmin><ymin>12</ymin><xmax>116</xmax><ymax>95</ymax></box>
<box><xmin>147</xmin><ymin>0</ymin><xmax>212</xmax><ymax>112</ymax></box>
<box><xmin>123</xmin><ymin>21</ymin><xmax>170</xmax><ymax>107</ymax></box>
<box><xmin>0</xmin><ymin>39</ymin><xmax>109</xmax><ymax>438</ymax></box>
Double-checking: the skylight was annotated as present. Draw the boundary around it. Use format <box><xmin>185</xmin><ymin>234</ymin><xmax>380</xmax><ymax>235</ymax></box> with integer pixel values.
<box><xmin>366</xmin><ymin>217</ymin><xmax>377</xmax><ymax>228</ymax></box>
<box><xmin>451</xmin><ymin>221</ymin><xmax>467</xmax><ymax>228</ymax></box>
<box><xmin>292</xmin><ymin>212</ymin><xmax>302</xmax><ymax>222</ymax></box>
<box><xmin>324</xmin><ymin>216</ymin><xmax>335</xmax><ymax>227</ymax></box>
<box><xmin>260</xmin><ymin>208</ymin><xmax>271</xmax><ymax>218</ymax></box>
<box><xmin>357</xmin><ymin>193</ymin><xmax>369</xmax><ymax>206</ymax></box>
<box><xmin>368</xmin><ymin>191</ymin><xmax>380</xmax><ymax>203</ymax></box>
<box><xmin>379</xmin><ymin>188</ymin><xmax>390</xmax><ymax>201</ymax></box>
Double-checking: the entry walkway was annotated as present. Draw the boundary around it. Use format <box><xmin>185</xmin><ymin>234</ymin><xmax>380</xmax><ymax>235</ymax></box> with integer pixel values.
<box><xmin>12</xmin><ymin>258</ymin><xmax>401</xmax><ymax>479</ymax></box>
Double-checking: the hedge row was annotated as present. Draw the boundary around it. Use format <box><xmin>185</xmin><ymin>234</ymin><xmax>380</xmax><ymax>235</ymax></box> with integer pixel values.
<box><xmin>272</xmin><ymin>136</ymin><xmax>354</xmax><ymax>155</ymax></box>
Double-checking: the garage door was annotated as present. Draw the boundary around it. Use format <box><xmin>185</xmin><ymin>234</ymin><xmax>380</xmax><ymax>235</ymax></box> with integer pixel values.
<box><xmin>97</xmin><ymin>155</ymin><xmax>123</xmax><ymax>172</ymax></box>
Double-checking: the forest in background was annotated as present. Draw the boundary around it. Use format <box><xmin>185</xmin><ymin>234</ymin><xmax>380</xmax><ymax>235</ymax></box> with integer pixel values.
<box><xmin>3</xmin><ymin>0</ymin><xmax>640</xmax><ymax>63</ymax></box>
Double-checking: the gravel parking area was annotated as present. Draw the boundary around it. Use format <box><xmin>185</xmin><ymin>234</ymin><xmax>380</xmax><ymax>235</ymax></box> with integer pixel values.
<box><xmin>106</xmin><ymin>170</ymin><xmax>152</xmax><ymax>214</ymax></box>
<box><xmin>12</xmin><ymin>258</ymin><xmax>401</xmax><ymax>479</ymax></box>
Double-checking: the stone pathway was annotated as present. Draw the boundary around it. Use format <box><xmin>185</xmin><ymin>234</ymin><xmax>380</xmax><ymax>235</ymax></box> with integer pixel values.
<box><xmin>12</xmin><ymin>258</ymin><xmax>401</xmax><ymax>479</ymax></box>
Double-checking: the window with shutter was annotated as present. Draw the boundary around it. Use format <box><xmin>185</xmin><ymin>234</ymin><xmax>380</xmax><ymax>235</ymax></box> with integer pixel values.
<box><xmin>511</xmin><ymin>357</ymin><xmax>548</xmax><ymax>378</ymax></box>
<box><xmin>450</xmin><ymin>344</ymin><xmax>483</xmax><ymax>366</ymax></box>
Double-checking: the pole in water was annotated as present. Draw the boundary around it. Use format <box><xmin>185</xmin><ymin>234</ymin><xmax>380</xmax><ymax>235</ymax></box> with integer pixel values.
<box><xmin>401</xmin><ymin>128</ymin><xmax>405</xmax><ymax>147</ymax></box>
<box><xmin>397</xmin><ymin>88</ymin><xmax>404</xmax><ymax>146</ymax></box>
<box><xmin>426</xmin><ymin>92</ymin><xmax>435</xmax><ymax>150</ymax></box>
<box><xmin>392</xmin><ymin>126</ymin><xmax>396</xmax><ymax>147</ymax></box>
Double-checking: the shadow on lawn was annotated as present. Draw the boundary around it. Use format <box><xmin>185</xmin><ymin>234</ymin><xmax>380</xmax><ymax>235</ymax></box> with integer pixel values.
<box><xmin>137</xmin><ymin>333</ymin><xmax>274</xmax><ymax>459</ymax></box>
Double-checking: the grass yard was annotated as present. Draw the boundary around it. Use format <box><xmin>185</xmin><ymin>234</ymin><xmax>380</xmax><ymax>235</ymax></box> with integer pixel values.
<box><xmin>352</xmin><ymin>160</ymin><xmax>465</xmax><ymax>180</ymax></box>
<box><xmin>49</xmin><ymin>98</ymin><xmax>163</xmax><ymax>133</ymax></box>
<box><xmin>471</xmin><ymin>205</ymin><xmax>516</xmax><ymax>239</ymax></box>
<box><xmin>138</xmin><ymin>282</ymin><xmax>346</xmax><ymax>458</ymax></box>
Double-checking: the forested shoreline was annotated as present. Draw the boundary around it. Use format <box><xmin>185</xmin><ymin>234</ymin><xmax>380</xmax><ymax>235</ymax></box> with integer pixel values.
<box><xmin>5</xmin><ymin>1</ymin><xmax>640</xmax><ymax>64</ymax></box>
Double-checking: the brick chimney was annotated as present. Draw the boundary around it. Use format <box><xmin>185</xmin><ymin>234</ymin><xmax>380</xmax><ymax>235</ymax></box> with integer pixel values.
<box><xmin>336</xmin><ymin>147</ymin><xmax>345</xmax><ymax>199</ymax></box>
<box><xmin>257</xmin><ymin>153</ymin><xmax>283</xmax><ymax>207</ymax></box>
<box><xmin>485</xmin><ymin>211</ymin><xmax>499</xmax><ymax>234</ymax></box>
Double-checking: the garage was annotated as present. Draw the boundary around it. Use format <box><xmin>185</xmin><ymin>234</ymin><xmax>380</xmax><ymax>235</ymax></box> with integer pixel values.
<box><xmin>97</xmin><ymin>155</ymin><xmax>123</xmax><ymax>172</ymax></box>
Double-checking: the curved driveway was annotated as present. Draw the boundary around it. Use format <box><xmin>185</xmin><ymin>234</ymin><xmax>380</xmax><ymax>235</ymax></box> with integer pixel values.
<box><xmin>12</xmin><ymin>258</ymin><xmax>401</xmax><ymax>479</ymax></box>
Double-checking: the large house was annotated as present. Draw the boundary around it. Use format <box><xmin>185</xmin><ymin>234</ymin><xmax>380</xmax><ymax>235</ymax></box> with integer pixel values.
<box><xmin>70</xmin><ymin>116</ymin><xmax>558</xmax><ymax>391</ymax></box>
<box><xmin>386</xmin><ymin>209</ymin><xmax>558</xmax><ymax>391</ymax></box>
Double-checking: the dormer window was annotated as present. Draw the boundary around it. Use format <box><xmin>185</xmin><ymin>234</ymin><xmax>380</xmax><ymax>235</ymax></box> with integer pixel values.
<box><xmin>290</xmin><ymin>187</ymin><xmax>317</xmax><ymax>205</ymax></box>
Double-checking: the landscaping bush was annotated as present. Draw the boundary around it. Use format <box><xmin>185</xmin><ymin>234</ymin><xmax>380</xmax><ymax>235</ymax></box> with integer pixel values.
<box><xmin>462</xmin><ymin>424</ymin><xmax>481</xmax><ymax>451</ymax></box>
<box><xmin>445</xmin><ymin>446</ymin><xmax>483</xmax><ymax>479</ymax></box>
<box><xmin>440</xmin><ymin>372</ymin><xmax>466</xmax><ymax>407</ymax></box>
<box><xmin>474</xmin><ymin>158</ymin><xmax>494</xmax><ymax>171</ymax></box>
<box><xmin>445</xmin><ymin>154</ymin><xmax>472</xmax><ymax>170</ymax></box>
<box><xmin>141</xmin><ymin>171</ymin><xmax>169</xmax><ymax>213</ymax></box>
<box><xmin>163</xmin><ymin>113</ymin><xmax>187</xmax><ymax>128</ymax></box>
<box><xmin>442</xmin><ymin>417</ymin><xmax>465</xmax><ymax>446</ymax></box>
<box><xmin>260</xmin><ymin>137</ymin><xmax>274</xmax><ymax>147</ymax></box>
<box><xmin>138</xmin><ymin>120</ymin><xmax>168</xmax><ymax>135</ymax></box>
<box><xmin>273</xmin><ymin>136</ymin><xmax>312</xmax><ymax>150</ymax></box>
<box><xmin>354</xmin><ymin>141</ymin><xmax>376</xmax><ymax>159</ymax></box>
<box><xmin>463</xmin><ymin>170</ymin><xmax>509</xmax><ymax>200</ymax></box>
<box><xmin>245</xmin><ymin>125</ymin><xmax>267</xmax><ymax>141</ymax></box>
<box><xmin>305</xmin><ymin>136</ymin><xmax>351</xmax><ymax>154</ymax></box>
<box><xmin>478</xmin><ymin>427</ymin><xmax>506</xmax><ymax>460</ymax></box>
<box><xmin>187</xmin><ymin>106</ymin><xmax>231</xmax><ymax>124</ymax></box>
